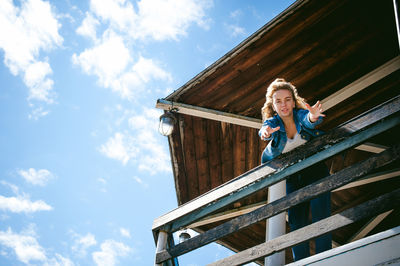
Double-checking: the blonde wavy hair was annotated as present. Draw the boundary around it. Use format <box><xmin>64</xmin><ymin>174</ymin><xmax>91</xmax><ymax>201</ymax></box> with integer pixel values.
<box><xmin>261</xmin><ymin>78</ymin><xmax>306</xmax><ymax>121</ymax></box>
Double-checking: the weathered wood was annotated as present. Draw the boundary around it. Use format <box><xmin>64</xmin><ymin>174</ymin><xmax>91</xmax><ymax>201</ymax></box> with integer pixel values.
<box><xmin>233</xmin><ymin>125</ymin><xmax>247</xmax><ymax>178</ymax></box>
<box><xmin>154</xmin><ymin>231</ymin><xmax>168</xmax><ymax>266</ymax></box>
<box><xmin>322</xmin><ymin>56</ymin><xmax>400</xmax><ymax>110</ymax></box>
<box><xmin>347</xmin><ymin>210</ymin><xmax>393</xmax><ymax>243</ymax></box>
<box><xmin>333</xmin><ymin>168</ymin><xmax>400</xmax><ymax>192</ymax></box>
<box><xmin>155</xmin><ymin>144</ymin><xmax>400</xmax><ymax>262</ymax></box>
<box><xmin>181</xmin><ymin>115</ymin><xmax>199</xmax><ymax>200</ymax></box>
<box><xmin>220</xmin><ymin>122</ymin><xmax>234</xmax><ymax>183</ymax></box>
<box><xmin>169</xmin><ymin>115</ymin><xmax>188</xmax><ymax>204</ymax></box>
<box><xmin>152</xmin><ymin>99</ymin><xmax>400</xmax><ymax>232</ymax></box>
<box><xmin>207</xmin><ymin>120</ymin><xmax>223</xmax><ymax>189</ymax></box>
<box><xmin>192</xmin><ymin>116</ymin><xmax>210</xmax><ymax>195</ymax></box>
<box><xmin>156</xmin><ymin>99</ymin><xmax>262</xmax><ymax>128</ymax></box>
<box><xmin>207</xmin><ymin>188</ymin><xmax>400</xmax><ymax>265</ymax></box>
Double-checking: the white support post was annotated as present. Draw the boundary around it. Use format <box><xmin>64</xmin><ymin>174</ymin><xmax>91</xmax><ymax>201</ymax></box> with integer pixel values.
<box><xmin>155</xmin><ymin>230</ymin><xmax>168</xmax><ymax>266</ymax></box>
<box><xmin>265</xmin><ymin>180</ymin><xmax>286</xmax><ymax>266</ymax></box>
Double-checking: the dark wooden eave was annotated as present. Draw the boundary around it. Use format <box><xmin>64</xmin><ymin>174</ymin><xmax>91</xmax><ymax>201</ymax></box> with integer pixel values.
<box><xmin>157</xmin><ymin>0</ymin><xmax>400</xmax><ymax>263</ymax></box>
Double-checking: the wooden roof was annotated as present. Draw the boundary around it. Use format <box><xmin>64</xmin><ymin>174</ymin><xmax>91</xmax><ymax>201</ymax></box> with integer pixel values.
<box><xmin>158</xmin><ymin>0</ymin><xmax>400</xmax><ymax>263</ymax></box>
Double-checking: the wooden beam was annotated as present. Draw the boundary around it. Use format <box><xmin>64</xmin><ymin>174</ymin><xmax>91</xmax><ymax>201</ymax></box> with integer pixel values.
<box><xmin>355</xmin><ymin>142</ymin><xmax>388</xmax><ymax>153</ymax></box>
<box><xmin>333</xmin><ymin>169</ymin><xmax>400</xmax><ymax>192</ymax></box>
<box><xmin>321</xmin><ymin>56</ymin><xmax>400</xmax><ymax>111</ymax></box>
<box><xmin>154</xmin><ymin>114</ymin><xmax>400</xmax><ymax>234</ymax></box>
<box><xmin>156</xmin><ymin>99</ymin><xmax>261</xmax><ymax>129</ymax></box>
<box><xmin>187</xmin><ymin>201</ymin><xmax>268</xmax><ymax>229</ymax></box>
<box><xmin>207</xmin><ymin>190</ymin><xmax>400</xmax><ymax>266</ymax></box>
<box><xmin>157</xmin><ymin>57</ymin><xmax>399</xmax><ymax>130</ymax></box>
<box><xmin>167</xmin><ymin>189</ymin><xmax>400</xmax><ymax>265</ymax></box>
<box><xmin>154</xmin><ymin>231</ymin><xmax>168</xmax><ymax>266</ymax></box>
<box><xmin>165</xmin><ymin>0</ymin><xmax>310</xmax><ymax>101</ymax></box>
<box><xmin>152</xmin><ymin>96</ymin><xmax>400</xmax><ymax>233</ymax></box>
<box><xmin>348</xmin><ymin>210</ymin><xmax>393</xmax><ymax>243</ymax></box>
<box><xmin>155</xmin><ymin>145</ymin><xmax>400</xmax><ymax>262</ymax></box>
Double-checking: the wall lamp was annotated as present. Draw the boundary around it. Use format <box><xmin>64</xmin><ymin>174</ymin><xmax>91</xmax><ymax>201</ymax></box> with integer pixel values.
<box><xmin>158</xmin><ymin>109</ymin><xmax>177</xmax><ymax>136</ymax></box>
<box><xmin>178</xmin><ymin>230</ymin><xmax>191</xmax><ymax>243</ymax></box>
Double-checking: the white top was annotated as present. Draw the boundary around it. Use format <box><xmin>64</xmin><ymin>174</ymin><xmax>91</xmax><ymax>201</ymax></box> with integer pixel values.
<box><xmin>282</xmin><ymin>132</ymin><xmax>307</xmax><ymax>154</ymax></box>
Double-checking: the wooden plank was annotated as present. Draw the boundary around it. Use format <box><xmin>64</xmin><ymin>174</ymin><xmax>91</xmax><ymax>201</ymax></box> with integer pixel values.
<box><xmin>207</xmin><ymin>120</ymin><xmax>223</xmax><ymax>189</ymax></box>
<box><xmin>156</xmin><ymin>56</ymin><xmax>399</xmax><ymax>129</ymax></box>
<box><xmin>155</xmin><ymin>144</ymin><xmax>400</xmax><ymax>262</ymax></box>
<box><xmin>233</xmin><ymin>125</ymin><xmax>247</xmax><ymax>178</ymax></box>
<box><xmin>321</xmin><ymin>56</ymin><xmax>400</xmax><ymax>110</ymax></box>
<box><xmin>152</xmin><ymin>97</ymin><xmax>400</xmax><ymax>232</ymax></box>
<box><xmin>206</xmin><ymin>188</ymin><xmax>400</xmax><ymax>266</ymax></box>
<box><xmin>355</xmin><ymin>142</ymin><xmax>388</xmax><ymax>153</ymax></box>
<box><xmin>192</xmin><ymin>116</ymin><xmax>210</xmax><ymax>195</ymax></box>
<box><xmin>181</xmin><ymin>115</ymin><xmax>199</xmax><ymax>200</ymax></box>
<box><xmin>247</xmin><ymin>128</ymin><xmax>260</xmax><ymax>171</ymax></box>
<box><xmin>220</xmin><ymin>122</ymin><xmax>234</xmax><ymax>183</ymax></box>
<box><xmin>154</xmin><ymin>231</ymin><xmax>168</xmax><ymax>266</ymax></box>
<box><xmin>187</xmin><ymin>201</ymin><xmax>268</xmax><ymax>229</ymax></box>
<box><xmin>333</xmin><ymin>168</ymin><xmax>400</xmax><ymax>192</ymax></box>
<box><xmin>164</xmin><ymin>0</ymin><xmax>311</xmax><ymax>101</ymax></box>
<box><xmin>156</xmin><ymin>99</ymin><xmax>262</xmax><ymax>129</ymax></box>
<box><xmin>347</xmin><ymin>210</ymin><xmax>393</xmax><ymax>243</ymax></box>
<box><xmin>168</xmin><ymin>115</ymin><xmax>189</xmax><ymax>204</ymax></box>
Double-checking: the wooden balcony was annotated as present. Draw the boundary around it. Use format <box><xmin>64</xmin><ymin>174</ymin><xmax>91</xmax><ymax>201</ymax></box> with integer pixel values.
<box><xmin>152</xmin><ymin>0</ymin><xmax>400</xmax><ymax>264</ymax></box>
<box><xmin>153</xmin><ymin>96</ymin><xmax>400</xmax><ymax>265</ymax></box>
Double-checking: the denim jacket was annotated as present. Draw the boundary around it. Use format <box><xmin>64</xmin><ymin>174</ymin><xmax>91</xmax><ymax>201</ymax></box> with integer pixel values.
<box><xmin>259</xmin><ymin>109</ymin><xmax>324</xmax><ymax>163</ymax></box>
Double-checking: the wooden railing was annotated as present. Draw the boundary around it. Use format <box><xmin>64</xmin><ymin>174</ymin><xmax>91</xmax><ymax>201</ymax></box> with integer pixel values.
<box><xmin>152</xmin><ymin>95</ymin><xmax>400</xmax><ymax>265</ymax></box>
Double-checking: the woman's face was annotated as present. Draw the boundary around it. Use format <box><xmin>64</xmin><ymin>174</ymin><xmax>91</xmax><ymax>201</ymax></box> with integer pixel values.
<box><xmin>272</xmin><ymin>89</ymin><xmax>295</xmax><ymax>118</ymax></box>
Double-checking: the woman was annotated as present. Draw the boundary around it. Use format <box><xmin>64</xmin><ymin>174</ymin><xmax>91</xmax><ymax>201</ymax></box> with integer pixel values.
<box><xmin>259</xmin><ymin>78</ymin><xmax>331</xmax><ymax>261</ymax></box>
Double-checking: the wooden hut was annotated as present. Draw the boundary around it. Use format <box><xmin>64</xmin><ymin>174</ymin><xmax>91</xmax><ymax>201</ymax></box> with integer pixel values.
<box><xmin>153</xmin><ymin>0</ymin><xmax>400</xmax><ymax>264</ymax></box>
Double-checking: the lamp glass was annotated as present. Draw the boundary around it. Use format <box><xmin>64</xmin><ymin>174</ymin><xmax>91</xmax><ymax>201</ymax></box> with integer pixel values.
<box><xmin>179</xmin><ymin>231</ymin><xmax>191</xmax><ymax>243</ymax></box>
<box><xmin>158</xmin><ymin>114</ymin><xmax>175</xmax><ymax>136</ymax></box>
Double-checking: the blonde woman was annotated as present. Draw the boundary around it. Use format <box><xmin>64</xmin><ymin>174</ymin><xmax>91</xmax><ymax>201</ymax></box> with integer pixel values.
<box><xmin>259</xmin><ymin>78</ymin><xmax>331</xmax><ymax>261</ymax></box>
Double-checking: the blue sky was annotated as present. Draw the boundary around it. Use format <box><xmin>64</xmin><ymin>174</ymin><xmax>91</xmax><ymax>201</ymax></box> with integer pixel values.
<box><xmin>0</xmin><ymin>0</ymin><xmax>294</xmax><ymax>265</ymax></box>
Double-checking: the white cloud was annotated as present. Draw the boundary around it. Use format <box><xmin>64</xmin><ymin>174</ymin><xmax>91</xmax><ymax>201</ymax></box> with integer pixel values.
<box><xmin>133</xmin><ymin>176</ymin><xmax>148</xmax><ymax>188</ymax></box>
<box><xmin>99</xmin><ymin>132</ymin><xmax>137</xmax><ymax>165</ymax></box>
<box><xmin>0</xmin><ymin>194</ymin><xmax>52</xmax><ymax>213</ymax></box>
<box><xmin>73</xmin><ymin>31</ymin><xmax>171</xmax><ymax>100</ymax></box>
<box><xmin>92</xmin><ymin>239</ymin><xmax>131</xmax><ymax>266</ymax></box>
<box><xmin>98</xmin><ymin>178</ymin><xmax>107</xmax><ymax>185</ymax></box>
<box><xmin>73</xmin><ymin>0</ymin><xmax>211</xmax><ymax>100</ymax></box>
<box><xmin>87</xmin><ymin>0</ymin><xmax>212</xmax><ymax>41</ymax></box>
<box><xmin>226</xmin><ymin>24</ymin><xmax>246</xmax><ymax>37</ymax></box>
<box><xmin>128</xmin><ymin>108</ymin><xmax>171</xmax><ymax>174</ymax></box>
<box><xmin>72</xmin><ymin>31</ymin><xmax>131</xmax><ymax>90</ymax></box>
<box><xmin>0</xmin><ymin>227</ymin><xmax>74</xmax><ymax>266</ymax></box>
<box><xmin>76</xmin><ymin>12</ymin><xmax>100</xmax><ymax>41</ymax></box>
<box><xmin>119</xmin><ymin>228</ymin><xmax>131</xmax><ymax>238</ymax></box>
<box><xmin>72</xmin><ymin>233</ymin><xmax>97</xmax><ymax>257</ymax></box>
<box><xmin>0</xmin><ymin>180</ymin><xmax>20</xmax><ymax>195</ymax></box>
<box><xmin>134</xmin><ymin>0</ymin><xmax>212</xmax><ymax>41</ymax></box>
<box><xmin>18</xmin><ymin>168</ymin><xmax>55</xmax><ymax>186</ymax></box>
<box><xmin>89</xmin><ymin>0</ymin><xmax>137</xmax><ymax>32</ymax></box>
<box><xmin>0</xmin><ymin>227</ymin><xmax>46</xmax><ymax>264</ymax></box>
<box><xmin>230</xmin><ymin>9</ymin><xmax>242</xmax><ymax>19</ymax></box>
<box><xmin>44</xmin><ymin>254</ymin><xmax>75</xmax><ymax>266</ymax></box>
<box><xmin>0</xmin><ymin>0</ymin><xmax>62</xmax><ymax>111</ymax></box>
<box><xmin>100</xmin><ymin>108</ymin><xmax>171</xmax><ymax>174</ymax></box>
<box><xmin>28</xmin><ymin>106</ymin><xmax>50</xmax><ymax>120</ymax></box>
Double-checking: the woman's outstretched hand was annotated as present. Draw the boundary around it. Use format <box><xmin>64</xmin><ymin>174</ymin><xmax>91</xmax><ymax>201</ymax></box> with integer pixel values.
<box><xmin>305</xmin><ymin>100</ymin><xmax>325</xmax><ymax>122</ymax></box>
<box><xmin>261</xmin><ymin>125</ymin><xmax>280</xmax><ymax>140</ymax></box>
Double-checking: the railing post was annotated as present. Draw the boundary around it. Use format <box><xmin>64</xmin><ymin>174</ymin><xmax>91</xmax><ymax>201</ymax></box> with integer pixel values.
<box><xmin>155</xmin><ymin>230</ymin><xmax>168</xmax><ymax>266</ymax></box>
<box><xmin>265</xmin><ymin>180</ymin><xmax>286</xmax><ymax>265</ymax></box>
